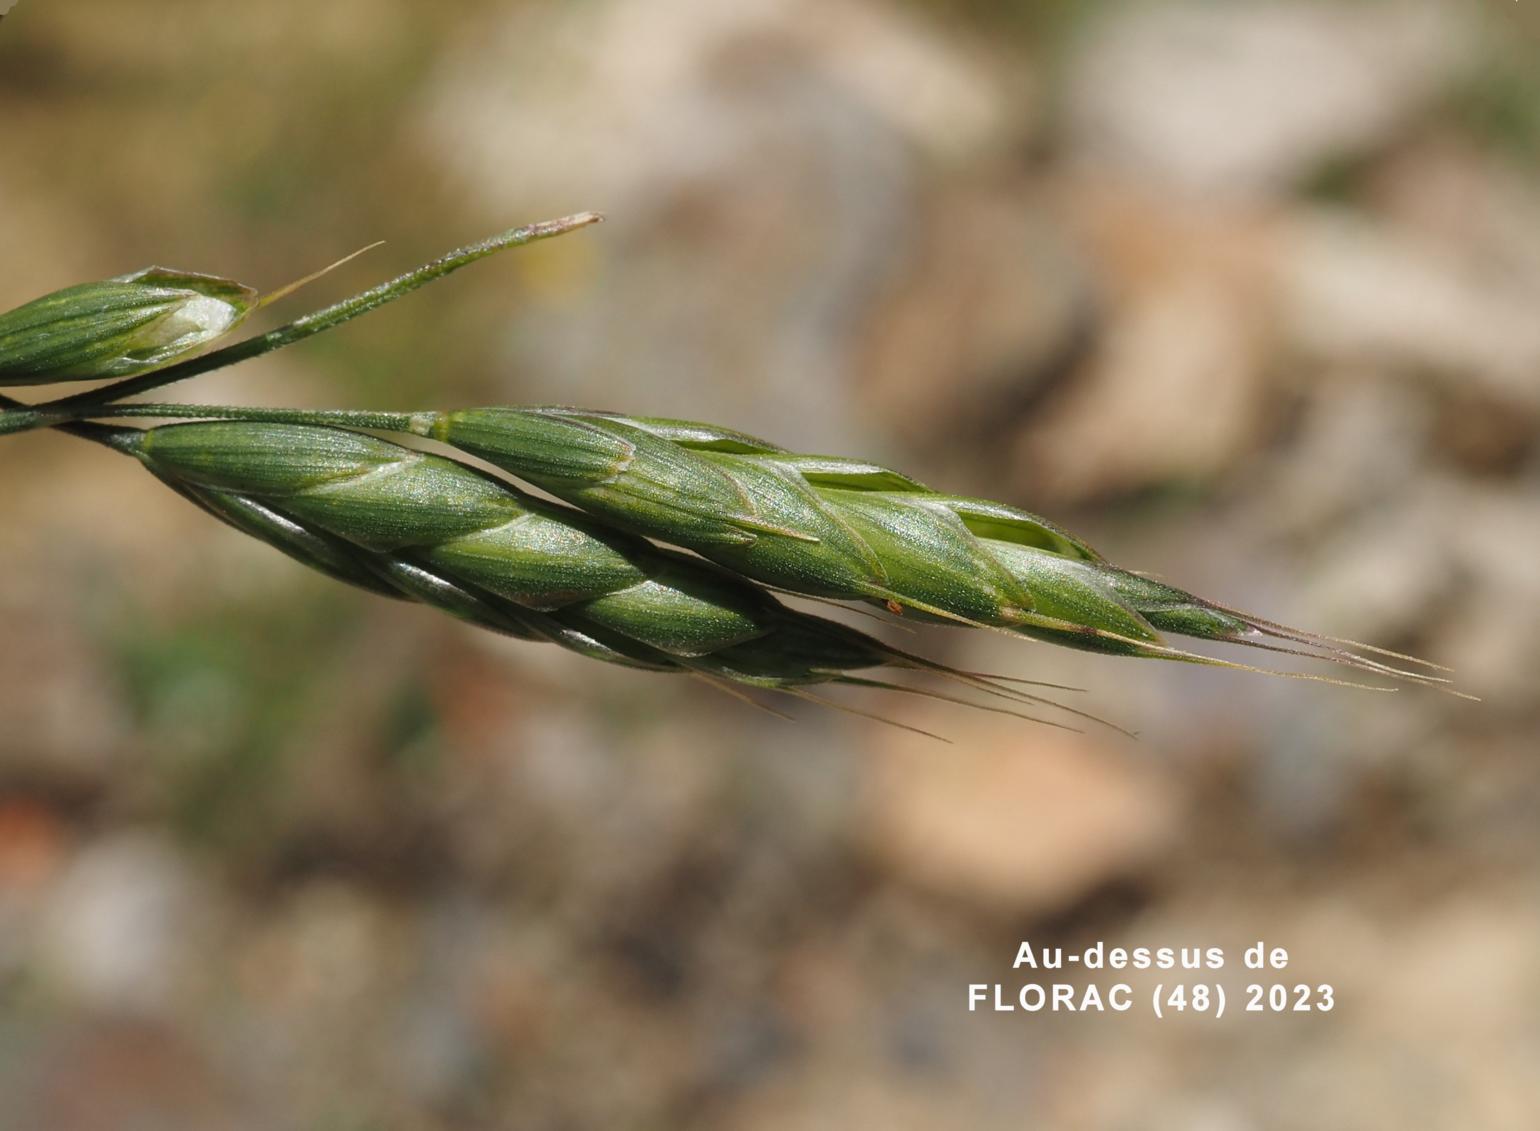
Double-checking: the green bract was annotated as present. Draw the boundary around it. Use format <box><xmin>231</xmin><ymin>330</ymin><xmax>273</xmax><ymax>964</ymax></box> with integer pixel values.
<box><xmin>0</xmin><ymin>268</ymin><xmax>256</xmax><ymax>385</ymax></box>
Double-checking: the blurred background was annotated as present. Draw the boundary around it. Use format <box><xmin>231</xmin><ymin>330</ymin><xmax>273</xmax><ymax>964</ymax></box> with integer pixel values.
<box><xmin>2</xmin><ymin>0</ymin><xmax>1539</xmax><ymax>1126</ymax></box>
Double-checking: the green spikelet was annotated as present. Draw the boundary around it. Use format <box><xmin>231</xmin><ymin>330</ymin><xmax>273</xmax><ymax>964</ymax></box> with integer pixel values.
<box><xmin>0</xmin><ymin>269</ymin><xmax>256</xmax><ymax>385</ymax></box>
<box><xmin>418</xmin><ymin>406</ymin><xmax>1443</xmax><ymax>684</ymax></box>
<box><xmin>104</xmin><ymin>420</ymin><xmax>1041</xmax><ymax>703</ymax></box>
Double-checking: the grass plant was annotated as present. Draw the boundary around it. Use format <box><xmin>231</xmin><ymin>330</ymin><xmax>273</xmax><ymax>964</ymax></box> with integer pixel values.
<box><xmin>0</xmin><ymin>214</ymin><xmax>1462</xmax><ymax>725</ymax></box>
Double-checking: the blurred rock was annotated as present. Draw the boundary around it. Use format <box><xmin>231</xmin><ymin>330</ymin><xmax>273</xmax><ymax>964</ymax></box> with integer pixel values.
<box><xmin>253</xmin><ymin>879</ymin><xmax>396</xmax><ymax>1012</ymax></box>
<box><xmin>1370</xmin><ymin>132</ymin><xmax>1540</xmax><ymax>292</ymax></box>
<box><xmin>861</xmin><ymin>719</ymin><xmax>1179</xmax><ymax>916</ymax></box>
<box><xmin>1258</xmin><ymin>373</ymin><xmax>1433</xmax><ymax>538</ymax></box>
<box><xmin>1010</xmin><ymin>185</ymin><xmax>1274</xmax><ymax>502</ymax></box>
<box><xmin>0</xmin><ymin>799</ymin><xmax>70</xmax><ymax>986</ymax></box>
<box><xmin>856</xmin><ymin>182</ymin><xmax>1094</xmax><ymax>449</ymax></box>
<box><xmin>0</xmin><ymin>798</ymin><xmax>68</xmax><ymax>896</ymax></box>
<box><xmin>1278</xmin><ymin>209</ymin><xmax>1540</xmax><ymax>411</ymax></box>
<box><xmin>0</xmin><ymin>581</ymin><xmax>127</xmax><ymax>785</ymax></box>
<box><xmin>1066</xmin><ymin>0</ymin><xmax>1473</xmax><ymax>200</ymax></box>
<box><xmin>36</xmin><ymin>831</ymin><xmax>211</xmax><ymax>1013</ymax></box>
<box><xmin>419</xmin><ymin>0</ymin><xmax>1007</xmax><ymax>208</ymax></box>
<box><xmin>9</xmin><ymin>1019</ymin><xmax>253</xmax><ymax>1131</ymax></box>
<box><xmin>1290</xmin><ymin>466</ymin><xmax>1540</xmax><ymax>708</ymax></box>
<box><xmin>414</xmin><ymin>0</ymin><xmax>1016</xmax><ymax>449</ymax></box>
<box><xmin>1292</xmin><ymin>482</ymin><xmax>1460</xmax><ymax>653</ymax></box>
<box><xmin>1431</xmin><ymin>487</ymin><xmax>1540</xmax><ymax>708</ymax></box>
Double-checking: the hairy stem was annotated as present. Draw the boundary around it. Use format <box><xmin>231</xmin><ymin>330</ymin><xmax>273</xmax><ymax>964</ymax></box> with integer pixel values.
<box><xmin>45</xmin><ymin>402</ymin><xmax>426</xmax><ymax>431</ymax></box>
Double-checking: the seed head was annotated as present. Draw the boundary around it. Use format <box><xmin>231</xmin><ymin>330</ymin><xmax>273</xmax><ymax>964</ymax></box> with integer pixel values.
<box><xmin>417</xmin><ymin>406</ymin><xmax>1451</xmax><ymax>686</ymax></box>
<box><xmin>109</xmin><ymin>421</ymin><xmax>999</xmax><ymax>698</ymax></box>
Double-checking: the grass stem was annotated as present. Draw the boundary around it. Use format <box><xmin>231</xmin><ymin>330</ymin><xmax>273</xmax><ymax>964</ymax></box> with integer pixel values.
<box><xmin>0</xmin><ymin>212</ymin><xmax>602</xmax><ymax>437</ymax></box>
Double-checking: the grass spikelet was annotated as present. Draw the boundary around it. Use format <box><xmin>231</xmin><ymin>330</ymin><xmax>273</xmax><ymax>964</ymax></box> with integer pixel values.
<box><xmin>410</xmin><ymin>407</ymin><xmax>1451</xmax><ymax>689</ymax></box>
<box><xmin>62</xmin><ymin>417</ymin><xmax>1083</xmax><ymax>723</ymax></box>
<box><xmin>0</xmin><ymin>269</ymin><xmax>256</xmax><ymax>384</ymax></box>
